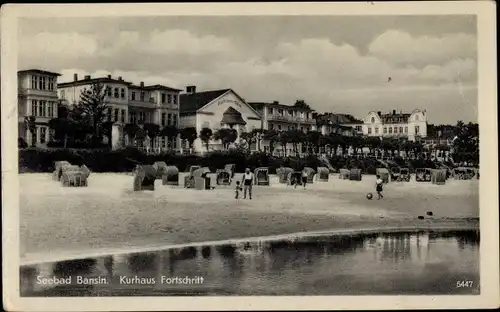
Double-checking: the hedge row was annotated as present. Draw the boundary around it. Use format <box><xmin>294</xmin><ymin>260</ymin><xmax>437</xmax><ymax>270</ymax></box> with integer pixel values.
<box><xmin>19</xmin><ymin>148</ymin><xmax>446</xmax><ymax>175</ymax></box>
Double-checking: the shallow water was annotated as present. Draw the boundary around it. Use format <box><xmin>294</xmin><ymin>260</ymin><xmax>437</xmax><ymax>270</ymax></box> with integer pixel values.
<box><xmin>20</xmin><ymin>230</ymin><xmax>479</xmax><ymax>296</ymax></box>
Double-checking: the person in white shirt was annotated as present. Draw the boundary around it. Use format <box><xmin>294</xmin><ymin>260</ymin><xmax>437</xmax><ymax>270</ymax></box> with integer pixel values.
<box><xmin>241</xmin><ymin>168</ymin><xmax>254</xmax><ymax>200</ymax></box>
<box><xmin>375</xmin><ymin>175</ymin><xmax>384</xmax><ymax>200</ymax></box>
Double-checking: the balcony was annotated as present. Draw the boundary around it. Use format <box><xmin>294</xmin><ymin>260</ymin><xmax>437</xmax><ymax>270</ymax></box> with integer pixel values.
<box><xmin>268</xmin><ymin>114</ymin><xmax>315</xmax><ymax>124</ymax></box>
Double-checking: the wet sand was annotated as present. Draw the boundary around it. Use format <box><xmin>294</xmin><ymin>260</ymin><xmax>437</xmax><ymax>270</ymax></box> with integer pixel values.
<box><xmin>19</xmin><ymin>173</ymin><xmax>479</xmax><ymax>264</ymax></box>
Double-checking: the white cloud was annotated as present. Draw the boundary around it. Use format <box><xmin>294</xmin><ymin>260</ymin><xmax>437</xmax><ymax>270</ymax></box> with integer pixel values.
<box><xmin>20</xmin><ymin>32</ymin><xmax>98</xmax><ymax>56</ymax></box>
<box><xmin>140</xmin><ymin>29</ymin><xmax>234</xmax><ymax>55</ymax></box>
<box><xmin>368</xmin><ymin>30</ymin><xmax>476</xmax><ymax>67</ymax></box>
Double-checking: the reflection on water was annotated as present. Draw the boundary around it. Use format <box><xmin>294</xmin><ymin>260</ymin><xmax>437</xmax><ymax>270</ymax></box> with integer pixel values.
<box><xmin>20</xmin><ymin>230</ymin><xmax>480</xmax><ymax>296</ymax></box>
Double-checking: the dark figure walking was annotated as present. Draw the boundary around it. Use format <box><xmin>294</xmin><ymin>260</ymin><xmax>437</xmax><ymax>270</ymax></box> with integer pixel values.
<box><xmin>375</xmin><ymin>174</ymin><xmax>384</xmax><ymax>199</ymax></box>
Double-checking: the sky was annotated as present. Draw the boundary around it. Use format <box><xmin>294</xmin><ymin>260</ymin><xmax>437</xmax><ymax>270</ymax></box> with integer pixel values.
<box><xmin>18</xmin><ymin>15</ymin><xmax>477</xmax><ymax>124</ymax></box>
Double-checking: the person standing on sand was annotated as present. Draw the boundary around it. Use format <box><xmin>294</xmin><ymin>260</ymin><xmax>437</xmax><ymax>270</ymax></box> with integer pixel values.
<box><xmin>235</xmin><ymin>181</ymin><xmax>242</xmax><ymax>199</ymax></box>
<box><xmin>301</xmin><ymin>169</ymin><xmax>308</xmax><ymax>189</ymax></box>
<box><xmin>241</xmin><ymin>168</ymin><xmax>254</xmax><ymax>200</ymax></box>
<box><xmin>375</xmin><ymin>174</ymin><xmax>384</xmax><ymax>199</ymax></box>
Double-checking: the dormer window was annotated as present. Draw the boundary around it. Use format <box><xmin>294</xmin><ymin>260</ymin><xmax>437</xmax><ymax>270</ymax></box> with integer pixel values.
<box><xmin>415</xmin><ymin>115</ymin><xmax>419</xmax><ymax>121</ymax></box>
<box><xmin>371</xmin><ymin>117</ymin><xmax>375</xmax><ymax>123</ymax></box>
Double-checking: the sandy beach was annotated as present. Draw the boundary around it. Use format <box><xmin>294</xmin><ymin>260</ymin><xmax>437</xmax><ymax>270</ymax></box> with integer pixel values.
<box><xmin>19</xmin><ymin>173</ymin><xmax>479</xmax><ymax>264</ymax></box>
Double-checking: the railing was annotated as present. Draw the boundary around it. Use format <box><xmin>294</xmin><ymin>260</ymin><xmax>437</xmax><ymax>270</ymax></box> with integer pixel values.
<box><xmin>268</xmin><ymin>114</ymin><xmax>315</xmax><ymax>123</ymax></box>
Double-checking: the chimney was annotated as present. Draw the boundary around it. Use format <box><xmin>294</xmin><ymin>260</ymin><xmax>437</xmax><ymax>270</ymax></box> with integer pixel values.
<box><xmin>84</xmin><ymin>75</ymin><xmax>91</xmax><ymax>80</ymax></box>
<box><xmin>392</xmin><ymin>109</ymin><xmax>396</xmax><ymax>115</ymax></box>
<box><xmin>107</xmin><ymin>74</ymin><xmax>111</xmax><ymax>79</ymax></box>
<box><xmin>140</xmin><ymin>81</ymin><xmax>144</xmax><ymax>87</ymax></box>
<box><xmin>186</xmin><ymin>85</ymin><xmax>196</xmax><ymax>94</ymax></box>
<box><xmin>273</xmin><ymin>101</ymin><xmax>279</xmax><ymax>105</ymax></box>
<box><xmin>73</xmin><ymin>73</ymin><xmax>78</xmax><ymax>81</ymax></box>
<box><xmin>377</xmin><ymin>111</ymin><xmax>381</xmax><ymax>116</ymax></box>
<box><xmin>118</xmin><ymin>76</ymin><xmax>123</xmax><ymax>81</ymax></box>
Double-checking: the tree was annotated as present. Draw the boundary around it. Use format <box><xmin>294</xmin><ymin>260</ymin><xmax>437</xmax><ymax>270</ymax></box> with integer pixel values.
<box><xmin>213</xmin><ymin>128</ymin><xmax>238</xmax><ymax>150</ymax></box>
<box><xmin>143</xmin><ymin>123</ymin><xmax>161</xmax><ymax>149</ymax></box>
<box><xmin>239</xmin><ymin>131</ymin><xmax>255</xmax><ymax>154</ymax></box>
<box><xmin>180</xmin><ymin>127</ymin><xmax>197</xmax><ymax>153</ymax></box>
<box><xmin>159</xmin><ymin>125</ymin><xmax>178</xmax><ymax>149</ymax></box>
<box><xmin>262</xmin><ymin>129</ymin><xmax>279</xmax><ymax>155</ymax></box>
<box><xmin>24</xmin><ymin>116</ymin><xmax>37</xmax><ymax>147</ymax></box>
<box><xmin>293</xmin><ymin>99</ymin><xmax>311</xmax><ymax>110</ymax></box>
<box><xmin>124</xmin><ymin>123</ymin><xmax>141</xmax><ymax>144</ymax></box>
<box><xmin>365</xmin><ymin>136</ymin><xmax>381</xmax><ymax>156</ymax></box>
<box><xmin>305</xmin><ymin>130</ymin><xmax>321</xmax><ymax>154</ymax></box>
<box><xmin>452</xmin><ymin>121</ymin><xmax>479</xmax><ymax>165</ymax></box>
<box><xmin>199</xmin><ymin>127</ymin><xmax>213</xmax><ymax>152</ymax></box>
<box><xmin>73</xmin><ymin>82</ymin><xmax>109</xmax><ymax>145</ymax></box>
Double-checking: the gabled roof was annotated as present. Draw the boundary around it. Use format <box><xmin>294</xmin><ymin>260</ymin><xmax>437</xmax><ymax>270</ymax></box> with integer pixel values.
<box><xmin>379</xmin><ymin>113</ymin><xmax>411</xmax><ymax>124</ymax></box>
<box><xmin>18</xmin><ymin>69</ymin><xmax>61</xmax><ymax>76</ymax></box>
<box><xmin>143</xmin><ymin>84</ymin><xmax>182</xmax><ymax>92</ymax></box>
<box><xmin>58</xmin><ymin>77</ymin><xmax>132</xmax><ymax>87</ymax></box>
<box><xmin>221</xmin><ymin>107</ymin><xmax>247</xmax><ymax>125</ymax></box>
<box><xmin>179</xmin><ymin>89</ymin><xmax>230</xmax><ymax>114</ymax></box>
<box><xmin>248</xmin><ymin>101</ymin><xmax>314</xmax><ymax>112</ymax></box>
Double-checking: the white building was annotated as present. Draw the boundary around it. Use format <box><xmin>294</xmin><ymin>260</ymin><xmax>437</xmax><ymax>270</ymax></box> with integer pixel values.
<box><xmin>179</xmin><ymin>86</ymin><xmax>262</xmax><ymax>153</ymax></box>
<box><xmin>18</xmin><ymin>69</ymin><xmax>61</xmax><ymax>147</ymax></box>
<box><xmin>57</xmin><ymin>74</ymin><xmax>182</xmax><ymax>151</ymax></box>
<box><xmin>361</xmin><ymin>109</ymin><xmax>428</xmax><ymax>141</ymax></box>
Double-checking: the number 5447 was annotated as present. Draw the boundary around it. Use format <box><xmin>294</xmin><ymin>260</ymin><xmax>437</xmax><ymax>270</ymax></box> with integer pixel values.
<box><xmin>456</xmin><ymin>281</ymin><xmax>474</xmax><ymax>288</ymax></box>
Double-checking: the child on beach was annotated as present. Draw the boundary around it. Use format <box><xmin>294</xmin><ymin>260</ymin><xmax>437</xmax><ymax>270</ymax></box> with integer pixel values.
<box><xmin>235</xmin><ymin>181</ymin><xmax>242</xmax><ymax>199</ymax></box>
<box><xmin>375</xmin><ymin>174</ymin><xmax>384</xmax><ymax>200</ymax></box>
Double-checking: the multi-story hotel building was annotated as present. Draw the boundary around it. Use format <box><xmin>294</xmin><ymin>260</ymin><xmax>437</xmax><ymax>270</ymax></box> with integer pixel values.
<box><xmin>18</xmin><ymin>69</ymin><xmax>61</xmax><ymax>147</ymax></box>
<box><xmin>57</xmin><ymin>74</ymin><xmax>182</xmax><ymax>150</ymax></box>
<box><xmin>360</xmin><ymin>109</ymin><xmax>428</xmax><ymax>141</ymax></box>
<box><xmin>248</xmin><ymin>101</ymin><xmax>316</xmax><ymax>155</ymax></box>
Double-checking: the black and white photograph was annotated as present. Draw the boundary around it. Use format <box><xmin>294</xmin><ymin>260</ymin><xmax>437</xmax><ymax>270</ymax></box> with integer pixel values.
<box><xmin>1</xmin><ymin>2</ymin><xmax>498</xmax><ymax>311</ymax></box>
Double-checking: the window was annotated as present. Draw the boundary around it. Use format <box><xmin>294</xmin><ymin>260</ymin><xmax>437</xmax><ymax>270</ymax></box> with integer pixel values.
<box><xmin>371</xmin><ymin>117</ymin><xmax>375</xmax><ymax>123</ymax></box>
<box><xmin>269</xmin><ymin>124</ymin><xmax>274</xmax><ymax>130</ymax></box>
<box><xmin>40</xmin><ymin>127</ymin><xmax>47</xmax><ymax>144</ymax></box>
<box><xmin>161</xmin><ymin>138</ymin><xmax>167</xmax><ymax>148</ymax></box>
<box><xmin>394</xmin><ymin>127</ymin><xmax>398</xmax><ymax>134</ymax></box>
<box><xmin>278</xmin><ymin>109</ymin><xmax>283</xmax><ymax>115</ymax></box>
<box><xmin>167</xmin><ymin>113</ymin><xmax>172</xmax><ymax>125</ymax></box>
<box><xmin>60</xmin><ymin>90</ymin><xmax>66</xmax><ymax>100</ymax></box>
<box><xmin>368</xmin><ymin>127</ymin><xmax>372</xmax><ymax>134</ymax></box>
<box><xmin>167</xmin><ymin>94</ymin><xmax>172</xmax><ymax>104</ymax></box>
<box><xmin>388</xmin><ymin>127</ymin><xmax>393</xmax><ymax>134</ymax></box>
<box><xmin>173</xmin><ymin>95</ymin><xmax>177</xmax><ymax>104</ymax></box>
<box><xmin>114</xmin><ymin>109</ymin><xmax>119</xmax><ymax>121</ymax></box>
<box><xmin>415</xmin><ymin>126</ymin><xmax>420</xmax><ymax>134</ymax></box>
<box><xmin>161</xmin><ymin>93</ymin><xmax>166</xmax><ymax>103</ymax></box>
<box><xmin>120</xmin><ymin>88</ymin><xmax>125</xmax><ymax>99</ymax></box>
<box><xmin>47</xmin><ymin>102</ymin><xmax>54</xmax><ymax>118</ymax></box>
<box><xmin>140</xmin><ymin>92</ymin><xmax>145</xmax><ymax>101</ymax></box>
<box><xmin>31</xmin><ymin>76</ymin><xmax>38</xmax><ymax>89</ymax></box>
<box><xmin>399</xmin><ymin>127</ymin><xmax>403</xmax><ymax>133</ymax></box>
<box><xmin>107</xmin><ymin>108</ymin><xmax>112</xmax><ymax>121</ymax></box>
<box><xmin>172</xmin><ymin>114</ymin><xmax>177</xmax><ymax>126</ymax></box>
<box><xmin>383</xmin><ymin>127</ymin><xmax>387</xmax><ymax>134</ymax></box>
<box><xmin>48</xmin><ymin>77</ymin><xmax>55</xmax><ymax>91</ymax></box>
<box><xmin>278</xmin><ymin>125</ymin><xmax>282</xmax><ymax>130</ymax></box>
<box><xmin>105</xmin><ymin>87</ymin><xmax>111</xmax><ymax>97</ymax></box>
<box><xmin>131</xmin><ymin>91</ymin><xmax>136</xmax><ymax>101</ymax></box>
<box><xmin>121</xmin><ymin>109</ymin><xmax>126</xmax><ymax>123</ymax></box>
<box><xmin>375</xmin><ymin>127</ymin><xmax>379</xmax><ymax>134</ymax></box>
<box><xmin>39</xmin><ymin>76</ymin><xmax>47</xmax><ymax>90</ymax></box>
<box><xmin>114</xmin><ymin>88</ymin><xmax>119</xmax><ymax>98</ymax></box>
<box><xmin>129</xmin><ymin>111</ymin><xmax>136</xmax><ymax>124</ymax></box>
<box><xmin>161</xmin><ymin>113</ymin><xmax>166</xmax><ymax>126</ymax></box>
<box><xmin>31</xmin><ymin>100</ymin><xmax>38</xmax><ymax>116</ymax></box>
<box><xmin>139</xmin><ymin>112</ymin><xmax>145</xmax><ymax>121</ymax></box>
<box><xmin>288</xmin><ymin>110</ymin><xmax>293</xmax><ymax>116</ymax></box>
<box><xmin>39</xmin><ymin>100</ymin><xmax>46</xmax><ymax>117</ymax></box>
